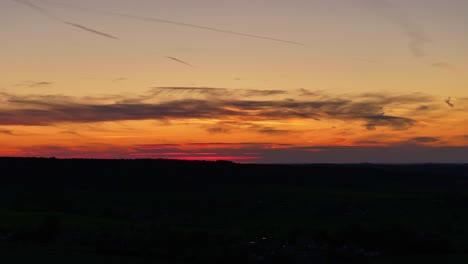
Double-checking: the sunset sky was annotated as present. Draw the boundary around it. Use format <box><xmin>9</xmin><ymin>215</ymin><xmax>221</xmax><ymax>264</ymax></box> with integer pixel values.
<box><xmin>1</xmin><ymin>0</ymin><xmax>467</xmax><ymax>163</ymax></box>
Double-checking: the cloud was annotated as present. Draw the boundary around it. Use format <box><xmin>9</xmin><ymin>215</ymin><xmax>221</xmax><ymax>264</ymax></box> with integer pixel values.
<box><xmin>15</xmin><ymin>81</ymin><xmax>53</xmax><ymax>88</ymax></box>
<box><xmin>409</xmin><ymin>104</ymin><xmax>443</xmax><ymax>117</ymax></box>
<box><xmin>364</xmin><ymin>115</ymin><xmax>415</xmax><ymax>130</ymax></box>
<box><xmin>356</xmin><ymin>92</ymin><xmax>434</xmax><ymax>105</ymax></box>
<box><xmin>363</xmin><ymin>0</ymin><xmax>457</xmax><ymax>70</ymax></box>
<box><xmin>298</xmin><ymin>88</ymin><xmax>320</xmax><ymax>97</ymax></box>
<box><xmin>432</xmin><ymin>62</ymin><xmax>457</xmax><ymax>71</ymax></box>
<box><xmin>0</xmin><ymin>90</ymin><xmax>434</xmax><ymax>131</ymax></box>
<box><xmin>11</xmin><ymin>143</ymin><xmax>468</xmax><ymax>163</ymax></box>
<box><xmin>60</xmin><ymin>130</ymin><xmax>82</xmax><ymax>136</ymax></box>
<box><xmin>353</xmin><ymin>140</ymin><xmax>385</xmax><ymax>146</ymax></box>
<box><xmin>0</xmin><ymin>129</ymin><xmax>14</xmax><ymax>135</ymax></box>
<box><xmin>206</xmin><ymin>127</ymin><xmax>232</xmax><ymax>134</ymax></box>
<box><xmin>256</xmin><ymin>127</ymin><xmax>290</xmax><ymax>135</ymax></box>
<box><xmin>408</xmin><ymin>137</ymin><xmax>440</xmax><ymax>143</ymax></box>
<box><xmin>152</xmin><ymin>87</ymin><xmax>289</xmax><ymax>98</ymax></box>
<box><xmin>33</xmin><ymin>81</ymin><xmax>52</xmax><ymax>86</ymax></box>
<box><xmin>135</xmin><ymin>143</ymin><xmax>292</xmax><ymax>149</ymax></box>
<box><xmin>416</xmin><ymin>105</ymin><xmax>430</xmax><ymax>111</ymax></box>
<box><xmin>131</xmin><ymin>142</ymin><xmax>289</xmax><ymax>161</ymax></box>
<box><xmin>153</xmin><ymin>87</ymin><xmax>229</xmax><ymax>97</ymax></box>
<box><xmin>364</xmin><ymin>0</ymin><xmax>430</xmax><ymax>57</ymax></box>
<box><xmin>243</xmin><ymin>89</ymin><xmax>289</xmax><ymax>97</ymax></box>
<box><xmin>203</xmin><ymin>120</ymin><xmax>293</xmax><ymax>135</ymax></box>
<box><xmin>355</xmin><ymin>135</ymin><xmax>446</xmax><ymax>147</ymax></box>
<box><xmin>130</xmin><ymin>142</ymin><xmax>287</xmax><ymax>161</ymax></box>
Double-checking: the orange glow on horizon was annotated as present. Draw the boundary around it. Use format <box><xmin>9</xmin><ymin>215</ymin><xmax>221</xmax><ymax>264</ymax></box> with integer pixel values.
<box><xmin>1</xmin><ymin>0</ymin><xmax>467</xmax><ymax>162</ymax></box>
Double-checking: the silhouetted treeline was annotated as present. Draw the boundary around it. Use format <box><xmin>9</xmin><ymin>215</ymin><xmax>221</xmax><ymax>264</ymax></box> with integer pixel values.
<box><xmin>2</xmin><ymin>157</ymin><xmax>467</xmax><ymax>186</ymax></box>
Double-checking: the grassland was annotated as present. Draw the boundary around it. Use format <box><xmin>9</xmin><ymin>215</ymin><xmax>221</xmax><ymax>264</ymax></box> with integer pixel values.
<box><xmin>1</xmin><ymin>158</ymin><xmax>467</xmax><ymax>263</ymax></box>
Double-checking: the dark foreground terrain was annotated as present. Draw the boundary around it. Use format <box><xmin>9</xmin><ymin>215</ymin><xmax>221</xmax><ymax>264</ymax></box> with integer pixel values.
<box><xmin>1</xmin><ymin>158</ymin><xmax>468</xmax><ymax>263</ymax></box>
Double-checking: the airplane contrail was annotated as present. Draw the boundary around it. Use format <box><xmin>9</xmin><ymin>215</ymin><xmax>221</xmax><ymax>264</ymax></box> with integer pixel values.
<box><xmin>37</xmin><ymin>0</ymin><xmax>302</xmax><ymax>45</ymax></box>
<box><xmin>12</xmin><ymin>0</ymin><xmax>50</xmax><ymax>16</ymax></box>
<box><xmin>116</xmin><ymin>13</ymin><xmax>303</xmax><ymax>46</ymax></box>
<box><xmin>10</xmin><ymin>0</ymin><xmax>118</xmax><ymax>40</ymax></box>
<box><xmin>64</xmin><ymin>22</ymin><xmax>118</xmax><ymax>40</ymax></box>
<box><xmin>166</xmin><ymin>56</ymin><xmax>194</xmax><ymax>68</ymax></box>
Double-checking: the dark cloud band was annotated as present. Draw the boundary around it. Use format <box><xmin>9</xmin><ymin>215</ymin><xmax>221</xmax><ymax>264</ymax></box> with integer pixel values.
<box><xmin>0</xmin><ymin>90</ymin><xmax>431</xmax><ymax>131</ymax></box>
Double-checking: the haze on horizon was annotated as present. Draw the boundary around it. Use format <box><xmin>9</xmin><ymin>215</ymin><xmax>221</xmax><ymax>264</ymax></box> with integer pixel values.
<box><xmin>1</xmin><ymin>0</ymin><xmax>467</xmax><ymax>163</ymax></box>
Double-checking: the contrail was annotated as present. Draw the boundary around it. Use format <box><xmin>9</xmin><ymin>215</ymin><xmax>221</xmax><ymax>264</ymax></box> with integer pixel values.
<box><xmin>37</xmin><ymin>0</ymin><xmax>302</xmax><ymax>45</ymax></box>
<box><xmin>117</xmin><ymin>13</ymin><xmax>303</xmax><ymax>46</ymax></box>
<box><xmin>64</xmin><ymin>22</ymin><xmax>118</xmax><ymax>40</ymax></box>
<box><xmin>10</xmin><ymin>0</ymin><xmax>118</xmax><ymax>40</ymax></box>
<box><xmin>166</xmin><ymin>56</ymin><xmax>194</xmax><ymax>68</ymax></box>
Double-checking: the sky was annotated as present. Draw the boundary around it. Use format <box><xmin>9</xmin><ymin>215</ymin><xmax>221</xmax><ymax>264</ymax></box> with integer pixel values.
<box><xmin>1</xmin><ymin>0</ymin><xmax>467</xmax><ymax>163</ymax></box>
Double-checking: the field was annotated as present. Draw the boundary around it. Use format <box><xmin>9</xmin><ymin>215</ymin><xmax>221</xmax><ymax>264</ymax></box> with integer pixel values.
<box><xmin>1</xmin><ymin>158</ymin><xmax>468</xmax><ymax>263</ymax></box>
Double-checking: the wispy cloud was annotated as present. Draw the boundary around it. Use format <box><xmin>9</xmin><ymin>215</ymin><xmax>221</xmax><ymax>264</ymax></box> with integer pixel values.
<box><xmin>60</xmin><ymin>130</ymin><xmax>82</xmax><ymax>136</ymax></box>
<box><xmin>356</xmin><ymin>92</ymin><xmax>434</xmax><ymax>105</ymax></box>
<box><xmin>408</xmin><ymin>136</ymin><xmax>440</xmax><ymax>144</ymax></box>
<box><xmin>298</xmin><ymin>89</ymin><xmax>320</xmax><ymax>97</ymax></box>
<box><xmin>131</xmin><ymin>142</ymin><xmax>284</xmax><ymax>161</ymax></box>
<box><xmin>203</xmin><ymin>121</ymin><xmax>292</xmax><ymax>135</ymax></box>
<box><xmin>15</xmin><ymin>81</ymin><xmax>53</xmax><ymax>88</ymax></box>
<box><xmin>0</xmin><ymin>90</ymin><xmax>434</xmax><ymax>131</ymax></box>
<box><xmin>0</xmin><ymin>129</ymin><xmax>14</xmax><ymax>135</ymax></box>
<box><xmin>363</xmin><ymin>0</ymin><xmax>430</xmax><ymax>57</ymax></box>
<box><xmin>153</xmin><ymin>87</ymin><xmax>289</xmax><ymax>98</ymax></box>
<box><xmin>364</xmin><ymin>115</ymin><xmax>415</xmax><ymax>131</ymax></box>
<box><xmin>415</xmin><ymin>105</ymin><xmax>431</xmax><ymax>111</ymax></box>
<box><xmin>132</xmin><ymin>142</ymin><xmax>287</xmax><ymax>161</ymax></box>
<box><xmin>153</xmin><ymin>87</ymin><xmax>229</xmax><ymax>97</ymax></box>
<box><xmin>432</xmin><ymin>62</ymin><xmax>457</xmax><ymax>72</ymax></box>
<box><xmin>243</xmin><ymin>89</ymin><xmax>288</xmax><ymax>97</ymax></box>
<box><xmin>256</xmin><ymin>127</ymin><xmax>291</xmax><ymax>135</ymax></box>
<box><xmin>206</xmin><ymin>127</ymin><xmax>232</xmax><ymax>134</ymax></box>
<box><xmin>31</xmin><ymin>81</ymin><xmax>52</xmax><ymax>86</ymax></box>
<box><xmin>11</xmin><ymin>0</ymin><xmax>118</xmax><ymax>40</ymax></box>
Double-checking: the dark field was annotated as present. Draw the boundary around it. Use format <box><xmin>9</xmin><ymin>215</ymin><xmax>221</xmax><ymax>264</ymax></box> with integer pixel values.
<box><xmin>1</xmin><ymin>158</ymin><xmax>468</xmax><ymax>263</ymax></box>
